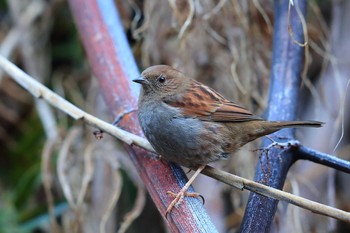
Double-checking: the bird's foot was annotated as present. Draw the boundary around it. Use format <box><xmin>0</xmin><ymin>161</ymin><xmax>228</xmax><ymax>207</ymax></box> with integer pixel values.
<box><xmin>164</xmin><ymin>165</ymin><xmax>206</xmax><ymax>218</ymax></box>
<box><xmin>165</xmin><ymin>189</ymin><xmax>204</xmax><ymax>218</ymax></box>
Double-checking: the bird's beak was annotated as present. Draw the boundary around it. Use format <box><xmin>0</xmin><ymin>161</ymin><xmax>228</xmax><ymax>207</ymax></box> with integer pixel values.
<box><xmin>133</xmin><ymin>76</ymin><xmax>149</xmax><ymax>85</ymax></box>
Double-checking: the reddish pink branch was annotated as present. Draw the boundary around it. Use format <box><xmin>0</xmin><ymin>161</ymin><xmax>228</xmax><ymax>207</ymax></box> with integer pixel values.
<box><xmin>67</xmin><ymin>0</ymin><xmax>217</xmax><ymax>231</ymax></box>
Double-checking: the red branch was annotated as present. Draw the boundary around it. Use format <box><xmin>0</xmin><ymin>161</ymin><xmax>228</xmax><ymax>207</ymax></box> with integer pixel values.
<box><xmin>67</xmin><ymin>0</ymin><xmax>217</xmax><ymax>231</ymax></box>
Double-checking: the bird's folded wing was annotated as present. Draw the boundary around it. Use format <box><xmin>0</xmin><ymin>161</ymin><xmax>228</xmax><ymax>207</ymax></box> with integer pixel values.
<box><xmin>164</xmin><ymin>81</ymin><xmax>262</xmax><ymax>122</ymax></box>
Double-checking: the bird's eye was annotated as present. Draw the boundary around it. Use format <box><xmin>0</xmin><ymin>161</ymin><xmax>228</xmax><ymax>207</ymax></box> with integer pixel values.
<box><xmin>158</xmin><ymin>75</ymin><xmax>166</xmax><ymax>83</ymax></box>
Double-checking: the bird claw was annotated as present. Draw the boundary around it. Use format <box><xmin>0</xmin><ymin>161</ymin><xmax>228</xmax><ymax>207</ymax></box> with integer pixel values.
<box><xmin>164</xmin><ymin>165</ymin><xmax>206</xmax><ymax>219</ymax></box>
<box><xmin>165</xmin><ymin>190</ymin><xmax>204</xmax><ymax>218</ymax></box>
<box><xmin>198</xmin><ymin>194</ymin><xmax>205</xmax><ymax>205</ymax></box>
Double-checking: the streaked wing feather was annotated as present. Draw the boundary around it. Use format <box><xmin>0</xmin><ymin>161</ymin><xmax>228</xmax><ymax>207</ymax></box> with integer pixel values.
<box><xmin>164</xmin><ymin>81</ymin><xmax>261</xmax><ymax>122</ymax></box>
<box><xmin>210</xmin><ymin>102</ymin><xmax>261</xmax><ymax>122</ymax></box>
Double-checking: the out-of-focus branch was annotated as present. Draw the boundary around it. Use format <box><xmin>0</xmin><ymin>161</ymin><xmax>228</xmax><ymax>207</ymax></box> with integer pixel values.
<box><xmin>297</xmin><ymin>146</ymin><xmax>350</xmax><ymax>174</ymax></box>
<box><xmin>0</xmin><ymin>0</ymin><xmax>45</xmax><ymax>63</ymax></box>
<box><xmin>299</xmin><ymin>1</ymin><xmax>350</xmax><ymax>230</ymax></box>
<box><xmin>1</xmin><ymin>55</ymin><xmax>350</xmax><ymax>223</ymax></box>
<box><xmin>241</xmin><ymin>0</ymin><xmax>309</xmax><ymax>231</ymax></box>
<box><xmin>7</xmin><ymin>0</ymin><xmax>58</xmax><ymax>139</ymax></box>
<box><xmin>0</xmin><ymin>55</ymin><xmax>153</xmax><ymax>152</ymax></box>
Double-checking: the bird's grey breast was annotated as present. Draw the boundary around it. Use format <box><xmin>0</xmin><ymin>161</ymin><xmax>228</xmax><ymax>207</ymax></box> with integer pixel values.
<box><xmin>138</xmin><ymin>101</ymin><xmax>203</xmax><ymax>160</ymax></box>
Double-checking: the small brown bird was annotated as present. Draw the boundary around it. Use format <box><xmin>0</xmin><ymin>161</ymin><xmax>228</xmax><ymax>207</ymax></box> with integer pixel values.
<box><xmin>133</xmin><ymin>65</ymin><xmax>322</xmax><ymax>216</ymax></box>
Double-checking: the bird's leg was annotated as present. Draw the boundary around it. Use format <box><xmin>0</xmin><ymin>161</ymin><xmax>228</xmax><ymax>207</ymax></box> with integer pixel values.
<box><xmin>165</xmin><ymin>165</ymin><xmax>206</xmax><ymax>217</ymax></box>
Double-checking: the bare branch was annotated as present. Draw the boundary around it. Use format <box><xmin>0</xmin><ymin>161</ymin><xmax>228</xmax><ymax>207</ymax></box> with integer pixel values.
<box><xmin>297</xmin><ymin>145</ymin><xmax>350</xmax><ymax>174</ymax></box>
<box><xmin>202</xmin><ymin>166</ymin><xmax>350</xmax><ymax>223</ymax></box>
<box><xmin>0</xmin><ymin>55</ymin><xmax>154</xmax><ymax>152</ymax></box>
<box><xmin>1</xmin><ymin>55</ymin><xmax>349</xmax><ymax>223</ymax></box>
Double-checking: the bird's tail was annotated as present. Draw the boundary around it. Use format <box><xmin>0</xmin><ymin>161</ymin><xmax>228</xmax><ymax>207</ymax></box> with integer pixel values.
<box><xmin>259</xmin><ymin>120</ymin><xmax>323</xmax><ymax>135</ymax></box>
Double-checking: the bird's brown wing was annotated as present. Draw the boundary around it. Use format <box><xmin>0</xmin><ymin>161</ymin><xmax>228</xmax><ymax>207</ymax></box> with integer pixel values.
<box><xmin>164</xmin><ymin>81</ymin><xmax>262</xmax><ymax>122</ymax></box>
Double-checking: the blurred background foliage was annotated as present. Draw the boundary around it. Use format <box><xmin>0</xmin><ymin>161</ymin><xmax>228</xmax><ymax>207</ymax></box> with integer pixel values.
<box><xmin>0</xmin><ymin>0</ymin><xmax>349</xmax><ymax>232</ymax></box>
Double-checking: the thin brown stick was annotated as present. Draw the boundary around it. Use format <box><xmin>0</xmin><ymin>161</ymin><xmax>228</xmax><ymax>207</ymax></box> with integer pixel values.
<box><xmin>202</xmin><ymin>166</ymin><xmax>350</xmax><ymax>223</ymax></box>
<box><xmin>41</xmin><ymin>139</ymin><xmax>62</xmax><ymax>232</ymax></box>
<box><xmin>118</xmin><ymin>183</ymin><xmax>146</xmax><ymax>233</ymax></box>
<box><xmin>1</xmin><ymin>55</ymin><xmax>350</xmax><ymax>223</ymax></box>
<box><xmin>57</xmin><ymin>127</ymin><xmax>81</xmax><ymax>210</ymax></box>
<box><xmin>100</xmin><ymin>168</ymin><xmax>122</xmax><ymax>233</ymax></box>
<box><xmin>77</xmin><ymin>144</ymin><xmax>95</xmax><ymax>208</ymax></box>
<box><xmin>0</xmin><ymin>55</ymin><xmax>154</xmax><ymax>152</ymax></box>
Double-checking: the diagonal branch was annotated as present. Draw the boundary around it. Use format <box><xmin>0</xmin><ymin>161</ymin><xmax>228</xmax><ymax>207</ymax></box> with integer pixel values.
<box><xmin>1</xmin><ymin>54</ymin><xmax>350</xmax><ymax>224</ymax></box>
<box><xmin>2</xmin><ymin>0</ymin><xmax>349</xmax><ymax>230</ymax></box>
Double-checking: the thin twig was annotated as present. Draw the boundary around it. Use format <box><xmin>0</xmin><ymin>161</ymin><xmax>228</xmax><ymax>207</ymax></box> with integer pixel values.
<box><xmin>203</xmin><ymin>0</ymin><xmax>227</xmax><ymax>20</ymax></box>
<box><xmin>177</xmin><ymin>0</ymin><xmax>195</xmax><ymax>39</ymax></box>
<box><xmin>100</xmin><ymin>169</ymin><xmax>122</xmax><ymax>233</ymax></box>
<box><xmin>118</xmin><ymin>183</ymin><xmax>146</xmax><ymax>233</ymax></box>
<box><xmin>0</xmin><ymin>55</ymin><xmax>154</xmax><ymax>152</ymax></box>
<box><xmin>333</xmin><ymin>78</ymin><xmax>350</xmax><ymax>152</ymax></box>
<box><xmin>57</xmin><ymin>127</ymin><xmax>81</xmax><ymax>210</ymax></box>
<box><xmin>8</xmin><ymin>0</ymin><xmax>59</xmax><ymax>140</ymax></box>
<box><xmin>1</xmin><ymin>55</ymin><xmax>350</xmax><ymax>223</ymax></box>
<box><xmin>252</xmin><ymin>0</ymin><xmax>273</xmax><ymax>34</ymax></box>
<box><xmin>41</xmin><ymin>139</ymin><xmax>61</xmax><ymax>232</ymax></box>
<box><xmin>77</xmin><ymin>144</ymin><xmax>95</xmax><ymax>208</ymax></box>
<box><xmin>202</xmin><ymin>166</ymin><xmax>350</xmax><ymax>223</ymax></box>
<box><xmin>287</xmin><ymin>0</ymin><xmax>307</xmax><ymax>47</ymax></box>
<box><xmin>0</xmin><ymin>0</ymin><xmax>46</xmax><ymax>83</ymax></box>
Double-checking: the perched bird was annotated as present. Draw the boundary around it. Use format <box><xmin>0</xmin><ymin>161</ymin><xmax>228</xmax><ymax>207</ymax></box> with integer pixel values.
<box><xmin>133</xmin><ymin>65</ymin><xmax>322</xmax><ymax>216</ymax></box>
